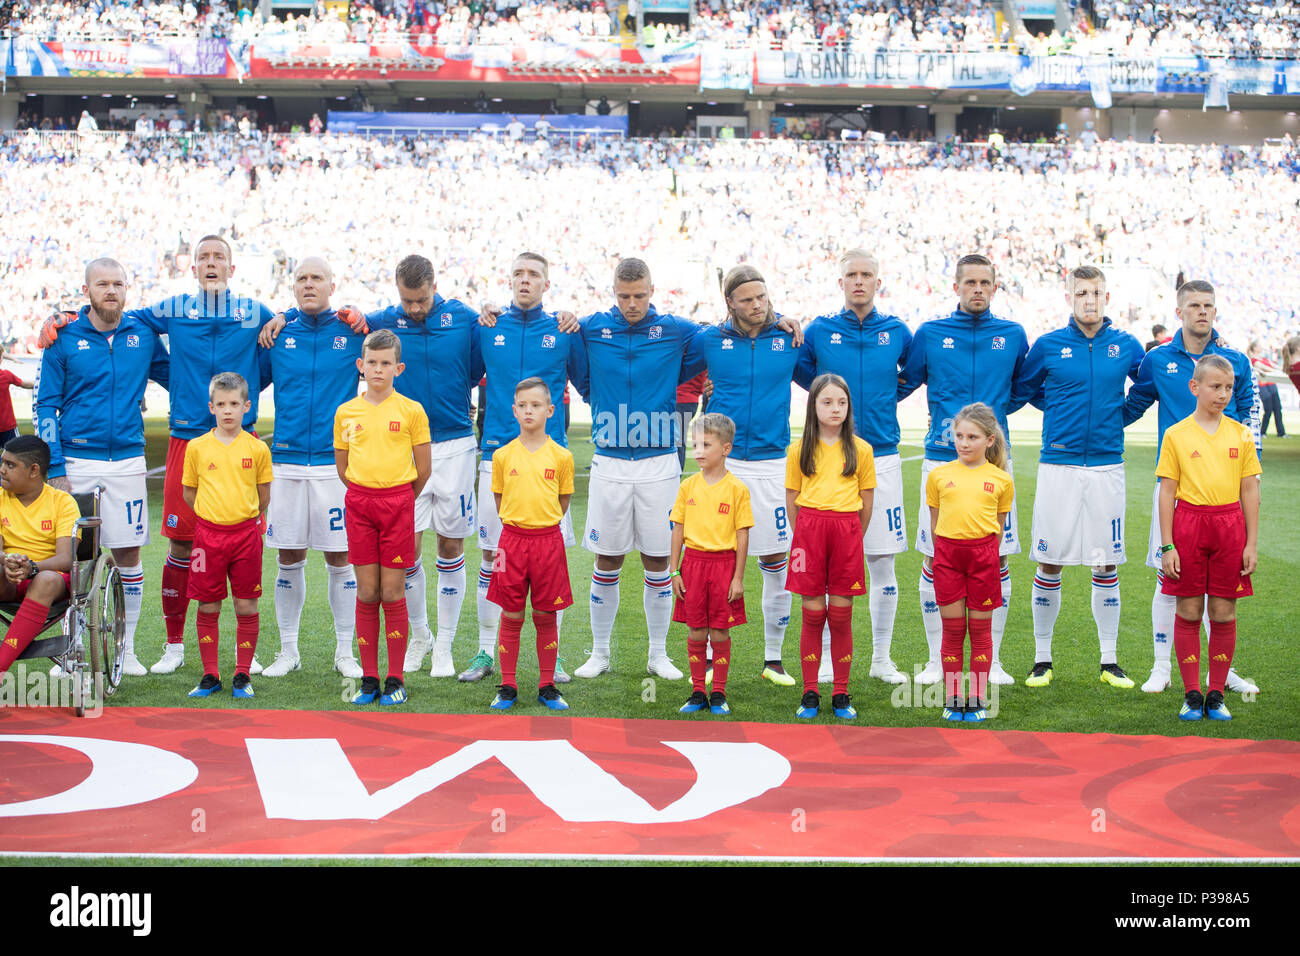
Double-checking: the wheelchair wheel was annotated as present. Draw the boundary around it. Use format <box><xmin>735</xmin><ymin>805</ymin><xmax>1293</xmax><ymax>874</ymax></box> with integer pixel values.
<box><xmin>87</xmin><ymin>554</ymin><xmax>126</xmax><ymax>699</ymax></box>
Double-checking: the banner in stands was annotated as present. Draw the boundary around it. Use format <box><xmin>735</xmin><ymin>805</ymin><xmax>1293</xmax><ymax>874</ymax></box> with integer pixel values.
<box><xmin>2</xmin><ymin>36</ymin><xmax>232</xmax><ymax>77</ymax></box>
<box><xmin>699</xmin><ymin>43</ymin><xmax>754</xmax><ymax>91</ymax></box>
<box><xmin>326</xmin><ymin>111</ymin><xmax>628</xmax><ymax>136</ymax></box>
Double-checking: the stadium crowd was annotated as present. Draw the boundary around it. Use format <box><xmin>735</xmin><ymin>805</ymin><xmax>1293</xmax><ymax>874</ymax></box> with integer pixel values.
<box><xmin>1</xmin><ymin>131</ymin><xmax>1298</xmax><ymax>363</ymax></box>
<box><xmin>4</xmin><ymin>0</ymin><xmax>1300</xmax><ymax>56</ymax></box>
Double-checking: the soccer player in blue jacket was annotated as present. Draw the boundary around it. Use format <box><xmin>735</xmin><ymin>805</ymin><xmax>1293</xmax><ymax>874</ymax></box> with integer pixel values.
<box><xmin>472</xmin><ymin>252</ymin><xmax>588</xmax><ymax>684</ymax></box>
<box><xmin>795</xmin><ymin>249</ymin><xmax>914</xmax><ymax>687</ymax></box>
<box><xmin>1011</xmin><ymin>265</ymin><xmax>1144</xmax><ymax>690</ymax></box>
<box><xmin>1121</xmin><ymin>279</ymin><xmax>1260</xmax><ymax>697</ymax></box>
<box><xmin>257</xmin><ymin>257</ymin><xmax>366</xmax><ymax>680</ymax></box>
<box><xmin>36</xmin><ymin>257</ymin><xmax>169</xmax><ymax>677</ymax></box>
<box><xmin>898</xmin><ymin>254</ymin><xmax>1029</xmax><ymax>686</ymax></box>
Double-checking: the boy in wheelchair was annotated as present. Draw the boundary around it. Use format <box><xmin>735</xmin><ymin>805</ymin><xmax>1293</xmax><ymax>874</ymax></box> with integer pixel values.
<box><xmin>0</xmin><ymin>437</ymin><xmax>78</xmax><ymax>676</ymax></box>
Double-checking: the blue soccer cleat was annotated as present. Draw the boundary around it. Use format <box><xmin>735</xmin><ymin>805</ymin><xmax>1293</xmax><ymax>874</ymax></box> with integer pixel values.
<box><xmin>1179</xmin><ymin>690</ymin><xmax>1205</xmax><ymax>721</ymax></box>
<box><xmin>351</xmin><ymin>676</ymin><xmax>382</xmax><ymax>705</ymax></box>
<box><xmin>942</xmin><ymin>698</ymin><xmax>965</xmax><ymax>722</ymax></box>
<box><xmin>379</xmin><ymin>677</ymin><xmax>407</xmax><ymax>706</ymax></box>
<box><xmin>537</xmin><ymin>684</ymin><xmax>569</xmax><ymax>711</ymax></box>
<box><xmin>964</xmin><ymin>701</ymin><xmax>987</xmax><ymax>722</ymax></box>
<box><xmin>188</xmin><ymin>674</ymin><xmax>222</xmax><ymax>698</ymax></box>
<box><xmin>680</xmin><ymin>690</ymin><xmax>708</xmax><ymax>713</ymax></box>
<box><xmin>1204</xmin><ymin>689</ymin><xmax>1232</xmax><ymax>721</ymax></box>
<box><xmin>231</xmin><ymin>673</ymin><xmax>254</xmax><ymax>699</ymax></box>
<box><xmin>709</xmin><ymin>691</ymin><xmax>730</xmax><ymax>716</ymax></box>
<box><xmin>831</xmin><ymin>693</ymin><xmax>856</xmax><ymax>720</ymax></box>
<box><xmin>490</xmin><ymin>684</ymin><xmax>518</xmax><ymax>711</ymax></box>
<box><xmin>796</xmin><ymin>690</ymin><xmax>820</xmax><ymax>719</ymax></box>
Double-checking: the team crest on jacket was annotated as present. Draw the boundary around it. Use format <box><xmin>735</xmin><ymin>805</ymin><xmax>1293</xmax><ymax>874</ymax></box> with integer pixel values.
<box><xmin>441</xmin><ymin>313</ymin><xmax>452</xmax><ymax>327</ymax></box>
<box><xmin>992</xmin><ymin>336</ymin><xmax>1006</xmax><ymax>350</ymax></box>
<box><xmin>333</xmin><ymin>336</ymin><xmax>347</xmax><ymax>350</ymax></box>
<box><xmin>234</xmin><ymin>308</ymin><xmax>246</xmax><ymax>321</ymax></box>
<box><xmin>877</xmin><ymin>331</ymin><xmax>889</xmax><ymax>345</ymax></box>
<box><xmin>649</xmin><ymin>326</ymin><xmax>662</xmax><ymax>339</ymax></box>
<box><xmin>542</xmin><ymin>334</ymin><xmax>556</xmax><ymax>349</ymax></box>
<box><xmin>1108</xmin><ymin>343</ymin><xmax>1121</xmax><ymax>358</ymax></box>
<box><xmin>772</xmin><ymin>338</ymin><xmax>784</xmax><ymax>351</ymax></box>
<box><xmin>126</xmin><ymin>334</ymin><xmax>140</xmax><ymax>348</ymax></box>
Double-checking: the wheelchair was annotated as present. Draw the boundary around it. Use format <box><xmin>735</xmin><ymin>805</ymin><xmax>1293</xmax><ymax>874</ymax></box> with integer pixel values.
<box><xmin>2</xmin><ymin>484</ymin><xmax>126</xmax><ymax>717</ymax></box>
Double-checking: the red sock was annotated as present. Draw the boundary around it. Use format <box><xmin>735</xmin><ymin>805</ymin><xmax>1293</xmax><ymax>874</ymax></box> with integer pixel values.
<box><xmin>0</xmin><ymin>599</ymin><xmax>50</xmax><ymax>674</ymax></box>
<box><xmin>827</xmin><ymin>604</ymin><xmax>853</xmax><ymax>696</ymax></box>
<box><xmin>799</xmin><ymin>606</ymin><xmax>827</xmax><ymax>694</ymax></box>
<box><xmin>968</xmin><ymin>616</ymin><xmax>992</xmax><ymax>705</ymax></box>
<box><xmin>498</xmin><ymin>614</ymin><xmax>522</xmax><ymax>689</ymax></box>
<box><xmin>381</xmin><ymin>599</ymin><xmax>408</xmax><ymax>681</ymax></box>
<box><xmin>1173</xmin><ymin>615</ymin><xmax>1202</xmax><ymax>694</ymax></box>
<box><xmin>195</xmin><ymin>609</ymin><xmax>220</xmax><ymax>679</ymax></box>
<box><xmin>688</xmin><ymin>637</ymin><xmax>707</xmax><ymax>692</ymax></box>
<box><xmin>1207</xmin><ymin>618</ymin><xmax>1237</xmax><ymax>693</ymax></box>
<box><xmin>941</xmin><ymin>616</ymin><xmax>967</xmax><ymax>704</ymax></box>
<box><xmin>711</xmin><ymin>638</ymin><xmax>731</xmax><ymax>696</ymax></box>
<box><xmin>356</xmin><ymin>599</ymin><xmax>380</xmax><ymax>679</ymax></box>
<box><xmin>534</xmin><ymin>611</ymin><xmax>558</xmax><ymax>687</ymax></box>
<box><xmin>161</xmin><ymin>556</ymin><xmax>191</xmax><ymax>644</ymax></box>
<box><xmin>235</xmin><ymin>613</ymin><xmax>258</xmax><ymax>677</ymax></box>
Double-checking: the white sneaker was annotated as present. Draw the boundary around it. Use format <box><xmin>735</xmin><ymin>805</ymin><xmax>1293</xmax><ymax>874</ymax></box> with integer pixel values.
<box><xmin>869</xmin><ymin>660</ymin><xmax>908</xmax><ymax>684</ymax></box>
<box><xmin>248</xmin><ymin>656</ymin><xmax>263</xmax><ymax>675</ymax></box>
<box><xmin>150</xmin><ymin>643</ymin><xmax>185</xmax><ymax>674</ymax></box>
<box><xmin>915</xmin><ymin>660</ymin><xmax>944</xmax><ymax>685</ymax></box>
<box><xmin>121</xmin><ymin>651</ymin><xmax>146</xmax><ymax>677</ymax></box>
<box><xmin>334</xmin><ymin>655</ymin><xmax>363</xmax><ymax>678</ymax></box>
<box><xmin>261</xmin><ymin>651</ymin><xmax>301</xmax><ymax>677</ymax></box>
<box><xmin>1142</xmin><ymin>664</ymin><xmax>1171</xmax><ymax>694</ymax></box>
<box><xmin>817</xmin><ymin>658</ymin><xmax>834</xmax><ymax>684</ymax></box>
<box><xmin>987</xmin><ymin>661</ymin><xmax>1015</xmax><ymax>685</ymax></box>
<box><xmin>1226</xmin><ymin>668</ymin><xmax>1258</xmax><ymax>695</ymax></box>
<box><xmin>404</xmin><ymin>631</ymin><xmax>433</xmax><ymax>673</ymax></box>
<box><xmin>574</xmin><ymin>652</ymin><xmax>611</xmax><ymax>679</ymax></box>
<box><xmin>429</xmin><ymin>638</ymin><xmax>456</xmax><ymax>678</ymax></box>
<box><xmin>49</xmin><ymin>663</ymin><xmax>69</xmax><ymax>679</ymax></box>
<box><xmin>647</xmin><ymin>655</ymin><xmax>683</xmax><ymax>680</ymax></box>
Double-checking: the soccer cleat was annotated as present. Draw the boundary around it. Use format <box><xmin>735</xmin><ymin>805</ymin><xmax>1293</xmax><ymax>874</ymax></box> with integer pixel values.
<box><xmin>1204</xmin><ymin>690</ymin><xmax>1232</xmax><ymax>721</ymax></box>
<box><xmin>261</xmin><ymin>651</ymin><xmax>301</xmax><ymax>677</ymax></box>
<box><xmin>380</xmin><ymin>676</ymin><xmax>407</xmax><ymax>706</ymax></box>
<box><xmin>987</xmin><ymin>661</ymin><xmax>1015</xmax><ymax>685</ymax></box>
<box><xmin>680</xmin><ymin>690</ymin><xmax>709</xmax><ymax>713</ymax></box>
<box><xmin>334</xmin><ymin>654</ymin><xmax>363</xmax><ymax>678</ymax></box>
<box><xmin>1225</xmin><ymin>669</ymin><xmax>1258</xmax><ymax>695</ymax></box>
<box><xmin>537</xmin><ymin>684</ymin><xmax>569</xmax><ymax>711</ymax></box>
<box><xmin>490</xmin><ymin>684</ymin><xmax>518</xmax><ymax>711</ymax></box>
<box><xmin>248</xmin><ymin>657</ymin><xmax>263</xmax><ymax>675</ymax></box>
<box><xmin>188</xmin><ymin>673</ymin><xmax>222</xmax><ymax>698</ymax></box>
<box><xmin>817</xmin><ymin>657</ymin><xmax>833</xmax><ymax>685</ymax></box>
<box><xmin>457</xmin><ymin>649</ymin><xmax>495</xmax><ymax>682</ymax></box>
<box><xmin>351</xmin><ymin>676</ymin><xmax>382</xmax><ymax>705</ymax></box>
<box><xmin>647</xmin><ymin>655</ymin><xmax>683</xmax><ymax>680</ymax></box>
<box><xmin>574</xmin><ymin>652</ymin><xmax>610</xmax><ymax>679</ymax></box>
<box><xmin>151</xmin><ymin>643</ymin><xmax>185</xmax><ymax>674</ymax></box>
<box><xmin>1142</xmin><ymin>663</ymin><xmax>1171</xmax><ymax>694</ymax></box>
<box><xmin>915</xmin><ymin>660</ymin><xmax>944</xmax><ymax>685</ymax></box>
<box><xmin>1100</xmin><ymin>663</ymin><xmax>1135</xmax><ymax>689</ymax></box>
<box><xmin>429</xmin><ymin>639</ymin><xmax>456</xmax><ymax>678</ymax></box>
<box><xmin>942</xmin><ymin>705</ymin><xmax>966</xmax><ymax>722</ymax></box>
<box><xmin>403</xmin><ymin>632</ymin><xmax>432</xmax><ymax>672</ymax></box>
<box><xmin>868</xmin><ymin>660</ymin><xmax>908</xmax><ymax>684</ymax></box>
<box><xmin>704</xmin><ymin>662</ymin><xmax>713</xmax><ymax>687</ymax></box>
<box><xmin>964</xmin><ymin>702</ymin><xmax>987</xmax><ymax>722</ymax></box>
<box><xmin>1179</xmin><ymin>689</ymin><xmax>1205</xmax><ymax>721</ymax></box>
<box><xmin>48</xmin><ymin>663</ymin><xmax>69</xmax><ymax>679</ymax></box>
<box><xmin>1025</xmin><ymin>662</ymin><xmax>1054</xmax><ymax>687</ymax></box>
<box><xmin>553</xmin><ymin>656</ymin><xmax>572</xmax><ymax>685</ymax></box>
<box><xmin>796</xmin><ymin>690</ymin><xmax>820</xmax><ymax>719</ymax></box>
<box><xmin>760</xmin><ymin>662</ymin><xmax>796</xmax><ymax>686</ymax></box>
<box><xmin>231</xmin><ymin>673</ymin><xmax>254</xmax><ymax>699</ymax></box>
<box><xmin>121</xmin><ymin>651</ymin><xmax>146</xmax><ymax>677</ymax></box>
<box><xmin>831</xmin><ymin>693</ymin><xmax>857</xmax><ymax>719</ymax></box>
<box><xmin>709</xmin><ymin>691</ymin><xmax>730</xmax><ymax>716</ymax></box>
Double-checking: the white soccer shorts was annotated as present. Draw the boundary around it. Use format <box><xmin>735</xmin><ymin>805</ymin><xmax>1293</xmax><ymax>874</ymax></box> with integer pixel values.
<box><xmin>862</xmin><ymin>452</ymin><xmax>907</xmax><ymax>556</ymax></box>
<box><xmin>583</xmin><ymin>453</ymin><xmax>678</xmax><ymax>557</ymax></box>
<box><xmin>726</xmin><ymin>457</ymin><xmax>790</xmax><ymax>556</ymax></box>
<box><xmin>64</xmin><ymin>456</ymin><xmax>148</xmax><ymax>550</ymax></box>
<box><xmin>264</xmin><ymin>464</ymin><xmax>348</xmax><ymax>552</ymax></box>
<box><xmin>1030</xmin><ymin>462</ymin><xmax>1126</xmax><ymax>568</ymax></box>
<box><xmin>916</xmin><ymin>456</ymin><xmax>1020</xmax><ymax>558</ymax></box>
<box><xmin>477</xmin><ymin>458</ymin><xmax>575</xmax><ymax>551</ymax></box>
<box><xmin>415</xmin><ymin>436</ymin><xmax>477</xmax><ymax>539</ymax></box>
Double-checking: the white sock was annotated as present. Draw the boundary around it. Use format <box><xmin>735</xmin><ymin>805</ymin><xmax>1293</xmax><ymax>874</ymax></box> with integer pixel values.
<box><xmin>435</xmin><ymin>554</ymin><xmax>467</xmax><ymax>644</ymax></box>
<box><xmin>274</xmin><ymin>560</ymin><xmax>307</xmax><ymax>656</ymax></box>
<box><xmin>327</xmin><ymin>563</ymin><xmax>356</xmax><ymax>657</ymax></box>
<box><xmin>476</xmin><ymin>563</ymin><xmax>501</xmax><ymax>656</ymax></box>
<box><xmin>821</xmin><ymin>622</ymin><xmax>831</xmax><ymax>663</ymax></box>
<box><xmin>866</xmin><ymin>554</ymin><xmax>898</xmax><ymax>665</ymax></box>
<box><xmin>919</xmin><ymin>565</ymin><xmax>941</xmax><ymax>664</ymax></box>
<box><xmin>1031</xmin><ymin>569</ymin><xmax>1062</xmax><ymax>663</ymax></box>
<box><xmin>404</xmin><ymin>558</ymin><xmax>429</xmax><ymax>632</ymax></box>
<box><xmin>1092</xmin><ymin>570</ymin><xmax>1121</xmax><ymax>666</ymax></box>
<box><xmin>759</xmin><ymin>557</ymin><xmax>791</xmax><ymax>662</ymax></box>
<box><xmin>991</xmin><ymin>565</ymin><xmax>1011</xmax><ymax>663</ymax></box>
<box><xmin>1152</xmin><ymin>574</ymin><xmax>1175</xmax><ymax>667</ymax></box>
<box><xmin>118</xmin><ymin>564</ymin><xmax>144</xmax><ymax>656</ymax></box>
<box><xmin>644</xmin><ymin>570</ymin><xmax>673</xmax><ymax>658</ymax></box>
<box><xmin>589</xmin><ymin>568</ymin><xmax>621</xmax><ymax>657</ymax></box>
